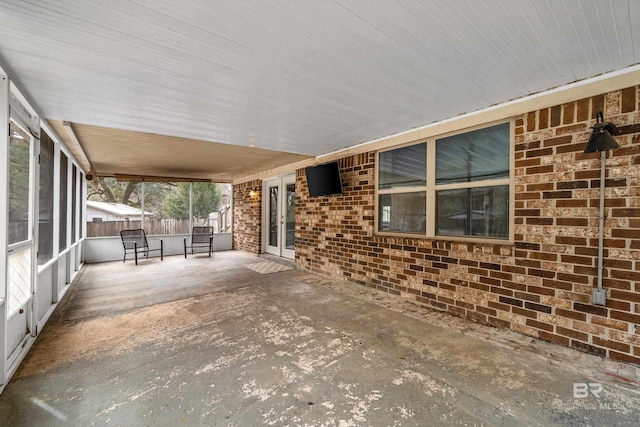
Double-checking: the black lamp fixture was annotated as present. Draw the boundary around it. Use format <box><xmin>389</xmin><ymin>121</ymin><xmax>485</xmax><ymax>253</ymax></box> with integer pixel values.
<box><xmin>583</xmin><ymin>111</ymin><xmax>619</xmax><ymax>153</ymax></box>
<box><xmin>583</xmin><ymin>111</ymin><xmax>620</xmax><ymax>306</ymax></box>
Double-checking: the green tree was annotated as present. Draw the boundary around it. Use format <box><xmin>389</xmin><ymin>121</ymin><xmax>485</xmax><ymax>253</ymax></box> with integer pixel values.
<box><xmin>164</xmin><ymin>183</ymin><xmax>221</xmax><ymax>220</ymax></box>
<box><xmin>142</xmin><ymin>182</ymin><xmax>175</xmax><ymax>219</ymax></box>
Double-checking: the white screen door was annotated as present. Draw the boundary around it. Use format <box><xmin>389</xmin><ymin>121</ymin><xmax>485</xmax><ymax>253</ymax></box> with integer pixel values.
<box><xmin>6</xmin><ymin>119</ymin><xmax>35</xmax><ymax>366</ymax></box>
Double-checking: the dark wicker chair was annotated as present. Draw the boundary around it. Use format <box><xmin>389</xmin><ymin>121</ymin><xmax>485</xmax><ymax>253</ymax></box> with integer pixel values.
<box><xmin>120</xmin><ymin>229</ymin><xmax>163</xmax><ymax>265</ymax></box>
<box><xmin>184</xmin><ymin>226</ymin><xmax>214</xmax><ymax>258</ymax></box>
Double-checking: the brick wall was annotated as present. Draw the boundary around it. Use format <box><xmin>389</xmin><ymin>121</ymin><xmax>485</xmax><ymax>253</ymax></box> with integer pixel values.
<box><xmin>232</xmin><ymin>179</ymin><xmax>262</xmax><ymax>254</ymax></box>
<box><xmin>296</xmin><ymin>86</ymin><xmax>640</xmax><ymax>364</ymax></box>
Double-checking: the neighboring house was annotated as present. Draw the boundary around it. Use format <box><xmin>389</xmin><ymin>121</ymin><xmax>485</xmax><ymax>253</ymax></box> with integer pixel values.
<box><xmin>86</xmin><ymin>201</ymin><xmax>153</xmax><ymax>222</ymax></box>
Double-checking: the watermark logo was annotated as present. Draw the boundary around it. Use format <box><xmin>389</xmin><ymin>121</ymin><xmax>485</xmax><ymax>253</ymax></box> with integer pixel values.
<box><xmin>573</xmin><ymin>382</ymin><xmax>603</xmax><ymax>399</ymax></box>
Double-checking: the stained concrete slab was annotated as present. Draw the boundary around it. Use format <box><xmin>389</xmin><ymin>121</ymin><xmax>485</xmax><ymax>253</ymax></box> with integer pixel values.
<box><xmin>0</xmin><ymin>250</ymin><xmax>638</xmax><ymax>426</ymax></box>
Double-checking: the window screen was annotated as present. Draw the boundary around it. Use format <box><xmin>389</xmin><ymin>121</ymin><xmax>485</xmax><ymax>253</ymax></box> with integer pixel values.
<box><xmin>38</xmin><ymin>131</ymin><xmax>55</xmax><ymax>264</ymax></box>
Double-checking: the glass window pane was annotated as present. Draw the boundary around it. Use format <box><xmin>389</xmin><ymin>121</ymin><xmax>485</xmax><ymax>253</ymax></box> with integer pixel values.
<box><xmin>38</xmin><ymin>131</ymin><xmax>55</xmax><ymax>264</ymax></box>
<box><xmin>59</xmin><ymin>153</ymin><xmax>68</xmax><ymax>251</ymax></box>
<box><xmin>9</xmin><ymin>122</ymin><xmax>31</xmax><ymax>245</ymax></box>
<box><xmin>436</xmin><ymin>123</ymin><xmax>510</xmax><ymax>185</ymax></box>
<box><xmin>269</xmin><ymin>186</ymin><xmax>278</xmax><ymax>246</ymax></box>
<box><xmin>436</xmin><ymin>185</ymin><xmax>509</xmax><ymax>238</ymax></box>
<box><xmin>285</xmin><ymin>183</ymin><xmax>295</xmax><ymax>250</ymax></box>
<box><xmin>379</xmin><ymin>143</ymin><xmax>426</xmax><ymax>189</ymax></box>
<box><xmin>378</xmin><ymin>192</ymin><xmax>426</xmax><ymax>234</ymax></box>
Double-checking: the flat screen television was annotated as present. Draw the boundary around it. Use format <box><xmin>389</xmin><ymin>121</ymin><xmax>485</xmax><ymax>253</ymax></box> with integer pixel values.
<box><xmin>305</xmin><ymin>161</ymin><xmax>343</xmax><ymax>197</ymax></box>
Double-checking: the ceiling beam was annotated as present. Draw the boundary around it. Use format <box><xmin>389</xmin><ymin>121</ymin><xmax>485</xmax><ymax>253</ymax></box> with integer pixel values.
<box><xmin>114</xmin><ymin>174</ymin><xmax>214</xmax><ymax>183</ymax></box>
<box><xmin>63</xmin><ymin>121</ymin><xmax>93</xmax><ymax>175</ymax></box>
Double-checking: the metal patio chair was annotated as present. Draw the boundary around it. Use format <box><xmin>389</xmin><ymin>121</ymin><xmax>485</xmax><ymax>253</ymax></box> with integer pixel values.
<box><xmin>184</xmin><ymin>226</ymin><xmax>214</xmax><ymax>258</ymax></box>
<box><xmin>120</xmin><ymin>228</ymin><xmax>164</xmax><ymax>265</ymax></box>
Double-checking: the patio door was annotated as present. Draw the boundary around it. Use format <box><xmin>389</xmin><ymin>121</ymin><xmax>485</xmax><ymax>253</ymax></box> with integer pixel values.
<box><xmin>264</xmin><ymin>175</ymin><xmax>296</xmax><ymax>259</ymax></box>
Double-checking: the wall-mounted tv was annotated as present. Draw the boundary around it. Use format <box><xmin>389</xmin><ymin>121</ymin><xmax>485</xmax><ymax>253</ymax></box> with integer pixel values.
<box><xmin>305</xmin><ymin>161</ymin><xmax>343</xmax><ymax>197</ymax></box>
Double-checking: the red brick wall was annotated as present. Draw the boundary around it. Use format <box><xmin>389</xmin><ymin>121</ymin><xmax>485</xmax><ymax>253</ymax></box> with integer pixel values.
<box><xmin>296</xmin><ymin>86</ymin><xmax>640</xmax><ymax>364</ymax></box>
<box><xmin>232</xmin><ymin>179</ymin><xmax>262</xmax><ymax>254</ymax></box>
<box><xmin>296</xmin><ymin>154</ymin><xmax>376</xmax><ymax>277</ymax></box>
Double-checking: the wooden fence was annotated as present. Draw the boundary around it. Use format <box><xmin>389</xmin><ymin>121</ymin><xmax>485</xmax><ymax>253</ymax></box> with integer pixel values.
<box><xmin>87</xmin><ymin>219</ymin><xmax>190</xmax><ymax>237</ymax></box>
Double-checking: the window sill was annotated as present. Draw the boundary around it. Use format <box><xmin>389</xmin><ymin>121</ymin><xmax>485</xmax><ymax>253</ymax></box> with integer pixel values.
<box><xmin>372</xmin><ymin>232</ymin><xmax>514</xmax><ymax>249</ymax></box>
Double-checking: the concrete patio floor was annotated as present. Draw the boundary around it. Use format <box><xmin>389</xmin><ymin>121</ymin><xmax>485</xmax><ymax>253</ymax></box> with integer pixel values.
<box><xmin>0</xmin><ymin>250</ymin><xmax>638</xmax><ymax>426</ymax></box>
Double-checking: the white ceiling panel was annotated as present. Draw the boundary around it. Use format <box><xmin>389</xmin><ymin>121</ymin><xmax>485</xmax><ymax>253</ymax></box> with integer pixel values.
<box><xmin>1</xmin><ymin>0</ymin><xmax>639</xmax><ymax>180</ymax></box>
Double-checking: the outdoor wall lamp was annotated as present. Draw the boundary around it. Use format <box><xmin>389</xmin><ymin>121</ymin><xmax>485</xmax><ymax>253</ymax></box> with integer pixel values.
<box><xmin>584</xmin><ymin>112</ymin><xmax>619</xmax><ymax>153</ymax></box>
<box><xmin>584</xmin><ymin>112</ymin><xmax>620</xmax><ymax>306</ymax></box>
<box><xmin>249</xmin><ymin>187</ymin><xmax>259</xmax><ymax>197</ymax></box>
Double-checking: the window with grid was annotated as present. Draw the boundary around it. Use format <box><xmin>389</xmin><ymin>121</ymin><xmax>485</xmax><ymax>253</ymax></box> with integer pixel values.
<box><xmin>377</xmin><ymin>142</ymin><xmax>427</xmax><ymax>234</ymax></box>
<box><xmin>377</xmin><ymin>122</ymin><xmax>511</xmax><ymax>240</ymax></box>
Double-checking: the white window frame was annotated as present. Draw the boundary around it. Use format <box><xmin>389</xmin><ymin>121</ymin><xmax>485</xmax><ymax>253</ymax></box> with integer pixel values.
<box><xmin>375</xmin><ymin>119</ymin><xmax>515</xmax><ymax>244</ymax></box>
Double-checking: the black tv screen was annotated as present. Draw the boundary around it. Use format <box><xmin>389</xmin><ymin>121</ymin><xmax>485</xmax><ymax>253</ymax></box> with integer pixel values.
<box><xmin>305</xmin><ymin>162</ymin><xmax>343</xmax><ymax>197</ymax></box>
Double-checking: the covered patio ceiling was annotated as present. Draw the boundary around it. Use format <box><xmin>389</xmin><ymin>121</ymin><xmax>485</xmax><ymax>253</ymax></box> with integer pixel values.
<box><xmin>1</xmin><ymin>0</ymin><xmax>639</xmax><ymax>182</ymax></box>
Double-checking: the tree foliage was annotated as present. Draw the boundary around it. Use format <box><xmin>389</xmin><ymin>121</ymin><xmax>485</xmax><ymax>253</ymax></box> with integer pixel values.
<box><xmin>164</xmin><ymin>182</ymin><xmax>221</xmax><ymax>220</ymax></box>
